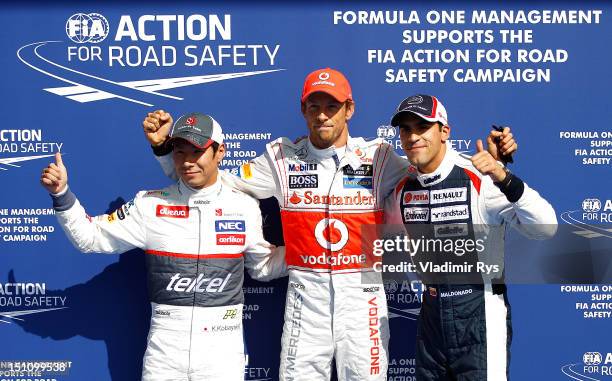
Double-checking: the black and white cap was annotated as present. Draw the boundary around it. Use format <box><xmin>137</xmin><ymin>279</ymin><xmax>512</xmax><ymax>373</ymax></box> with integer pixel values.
<box><xmin>168</xmin><ymin>113</ymin><xmax>223</xmax><ymax>149</ymax></box>
<box><xmin>390</xmin><ymin>95</ymin><xmax>449</xmax><ymax>127</ymax></box>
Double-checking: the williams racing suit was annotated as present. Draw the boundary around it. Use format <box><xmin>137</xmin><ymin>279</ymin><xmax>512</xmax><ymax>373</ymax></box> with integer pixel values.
<box><xmin>384</xmin><ymin>147</ymin><xmax>557</xmax><ymax>381</ymax></box>
<box><xmin>51</xmin><ymin>176</ymin><xmax>287</xmax><ymax>381</ymax></box>
<box><xmin>157</xmin><ymin>136</ymin><xmax>409</xmax><ymax>380</ymax></box>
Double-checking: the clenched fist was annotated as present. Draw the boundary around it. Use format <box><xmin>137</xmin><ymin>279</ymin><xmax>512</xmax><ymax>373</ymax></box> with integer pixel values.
<box><xmin>471</xmin><ymin>140</ymin><xmax>507</xmax><ymax>183</ymax></box>
<box><xmin>40</xmin><ymin>152</ymin><xmax>67</xmax><ymax>194</ymax></box>
<box><xmin>143</xmin><ymin>109</ymin><xmax>173</xmax><ymax>147</ymax></box>
<box><xmin>487</xmin><ymin>126</ymin><xmax>517</xmax><ymax>162</ymax></box>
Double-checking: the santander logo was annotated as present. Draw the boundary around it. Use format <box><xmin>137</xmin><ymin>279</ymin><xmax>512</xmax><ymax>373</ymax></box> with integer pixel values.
<box><xmin>289</xmin><ymin>192</ymin><xmax>302</xmax><ymax>204</ymax></box>
<box><xmin>315</xmin><ymin>218</ymin><xmax>349</xmax><ymax>251</ymax></box>
<box><xmin>156</xmin><ymin>205</ymin><xmax>189</xmax><ymax>218</ymax></box>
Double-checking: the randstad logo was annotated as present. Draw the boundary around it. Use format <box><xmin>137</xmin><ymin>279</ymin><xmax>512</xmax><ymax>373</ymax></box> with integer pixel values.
<box><xmin>66</xmin><ymin>13</ymin><xmax>110</xmax><ymax>44</ymax></box>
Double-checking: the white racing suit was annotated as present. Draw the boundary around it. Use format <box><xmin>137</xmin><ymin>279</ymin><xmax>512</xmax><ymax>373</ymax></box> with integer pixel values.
<box><xmin>157</xmin><ymin>136</ymin><xmax>409</xmax><ymax>380</ymax></box>
<box><xmin>52</xmin><ymin>177</ymin><xmax>287</xmax><ymax>381</ymax></box>
<box><xmin>384</xmin><ymin>147</ymin><xmax>557</xmax><ymax>380</ymax></box>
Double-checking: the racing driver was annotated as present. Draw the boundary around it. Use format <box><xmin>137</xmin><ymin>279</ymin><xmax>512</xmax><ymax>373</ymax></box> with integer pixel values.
<box><xmin>384</xmin><ymin>94</ymin><xmax>557</xmax><ymax>380</ymax></box>
<box><xmin>41</xmin><ymin>113</ymin><xmax>287</xmax><ymax>381</ymax></box>
<box><xmin>143</xmin><ymin>70</ymin><xmax>515</xmax><ymax>380</ymax></box>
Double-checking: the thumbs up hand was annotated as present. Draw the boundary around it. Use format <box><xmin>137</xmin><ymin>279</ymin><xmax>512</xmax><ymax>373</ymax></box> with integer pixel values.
<box><xmin>471</xmin><ymin>139</ymin><xmax>507</xmax><ymax>182</ymax></box>
<box><xmin>40</xmin><ymin>152</ymin><xmax>68</xmax><ymax>194</ymax></box>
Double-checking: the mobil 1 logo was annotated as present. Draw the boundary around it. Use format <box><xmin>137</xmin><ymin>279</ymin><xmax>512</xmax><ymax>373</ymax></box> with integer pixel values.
<box><xmin>289</xmin><ymin>174</ymin><xmax>318</xmax><ymax>189</ymax></box>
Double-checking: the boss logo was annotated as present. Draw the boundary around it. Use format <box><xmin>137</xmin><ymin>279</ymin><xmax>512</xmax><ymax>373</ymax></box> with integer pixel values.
<box><xmin>289</xmin><ymin>174</ymin><xmax>318</xmax><ymax>189</ymax></box>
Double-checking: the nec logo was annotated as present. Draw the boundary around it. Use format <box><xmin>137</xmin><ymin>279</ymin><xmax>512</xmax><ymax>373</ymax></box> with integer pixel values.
<box><xmin>156</xmin><ymin>205</ymin><xmax>189</xmax><ymax>218</ymax></box>
<box><xmin>289</xmin><ymin>174</ymin><xmax>318</xmax><ymax>189</ymax></box>
<box><xmin>215</xmin><ymin>220</ymin><xmax>245</xmax><ymax>232</ymax></box>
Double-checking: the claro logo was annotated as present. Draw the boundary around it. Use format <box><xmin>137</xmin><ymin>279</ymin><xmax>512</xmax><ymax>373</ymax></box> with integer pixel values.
<box><xmin>156</xmin><ymin>205</ymin><xmax>189</xmax><ymax>218</ymax></box>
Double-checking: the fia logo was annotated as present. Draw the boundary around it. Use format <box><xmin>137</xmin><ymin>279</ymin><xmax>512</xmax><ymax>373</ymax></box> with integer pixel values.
<box><xmin>66</xmin><ymin>13</ymin><xmax>110</xmax><ymax>43</ymax></box>
<box><xmin>377</xmin><ymin>126</ymin><xmax>397</xmax><ymax>139</ymax></box>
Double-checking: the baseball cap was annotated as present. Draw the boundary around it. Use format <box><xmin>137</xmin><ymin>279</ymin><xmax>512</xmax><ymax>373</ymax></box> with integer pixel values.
<box><xmin>301</xmin><ymin>68</ymin><xmax>353</xmax><ymax>103</ymax></box>
<box><xmin>390</xmin><ymin>95</ymin><xmax>449</xmax><ymax>127</ymax></box>
<box><xmin>168</xmin><ymin>113</ymin><xmax>223</xmax><ymax>149</ymax></box>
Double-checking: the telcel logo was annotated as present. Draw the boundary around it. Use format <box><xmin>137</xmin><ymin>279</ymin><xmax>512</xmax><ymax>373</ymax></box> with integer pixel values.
<box><xmin>166</xmin><ymin>273</ymin><xmax>231</xmax><ymax>293</ymax></box>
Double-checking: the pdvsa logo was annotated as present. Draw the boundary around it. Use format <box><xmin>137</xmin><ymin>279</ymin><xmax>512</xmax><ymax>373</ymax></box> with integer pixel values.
<box><xmin>66</xmin><ymin>13</ymin><xmax>110</xmax><ymax>44</ymax></box>
<box><xmin>314</xmin><ymin>218</ymin><xmax>348</xmax><ymax>251</ymax></box>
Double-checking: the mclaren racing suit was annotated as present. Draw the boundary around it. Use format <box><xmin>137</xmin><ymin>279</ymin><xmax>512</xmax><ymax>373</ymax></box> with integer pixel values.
<box><xmin>157</xmin><ymin>137</ymin><xmax>409</xmax><ymax>380</ymax></box>
<box><xmin>51</xmin><ymin>176</ymin><xmax>287</xmax><ymax>381</ymax></box>
<box><xmin>384</xmin><ymin>147</ymin><xmax>557</xmax><ymax>381</ymax></box>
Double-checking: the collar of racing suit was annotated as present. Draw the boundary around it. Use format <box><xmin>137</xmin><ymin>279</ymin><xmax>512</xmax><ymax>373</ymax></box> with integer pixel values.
<box><xmin>414</xmin><ymin>145</ymin><xmax>458</xmax><ymax>187</ymax></box>
<box><xmin>177</xmin><ymin>176</ymin><xmax>223</xmax><ymax>205</ymax></box>
<box><xmin>305</xmin><ymin>136</ymin><xmax>363</xmax><ymax>171</ymax></box>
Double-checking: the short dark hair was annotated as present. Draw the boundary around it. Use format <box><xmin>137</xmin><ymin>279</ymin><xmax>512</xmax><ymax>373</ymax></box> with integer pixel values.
<box><xmin>211</xmin><ymin>142</ymin><xmax>220</xmax><ymax>153</ymax></box>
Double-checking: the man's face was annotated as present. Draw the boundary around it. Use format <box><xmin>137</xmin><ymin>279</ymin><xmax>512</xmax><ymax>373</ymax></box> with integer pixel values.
<box><xmin>397</xmin><ymin>113</ymin><xmax>450</xmax><ymax>173</ymax></box>
<box><xmin>302</xmin><ymin>92</ymin><xmax>354</xmax><ymax>149</ymax></box>
<box><xmin>172</xmin><ymin>139</ymin><xmax>225</xmax><ymax>188</ymax></box>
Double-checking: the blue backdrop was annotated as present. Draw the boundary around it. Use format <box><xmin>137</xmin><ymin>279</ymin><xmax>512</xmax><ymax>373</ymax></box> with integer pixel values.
<box><xmin>1</xmin><ymin>2</ymin><xmax>611</xmax><ymax>380</ymax></box>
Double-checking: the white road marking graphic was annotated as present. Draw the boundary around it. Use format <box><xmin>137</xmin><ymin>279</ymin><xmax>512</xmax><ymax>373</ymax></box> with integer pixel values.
<box><xmin>387</xmin><ymin>306</ymin><xmax>420</xmax><ymax>321</ymax></box>
<box><xmin>0</xmin><ymin>307</ymin><xmax>67</xmax><ymax>325</ymax></box>
<box><xmin>561</xmin><ymin>211</ymin><xmax>612</xmax><ymax>239</ymax></box>
<box><xmin>0</xmin><ymin>154</ymin><xmax>57</xmax><ymax>171</ymax></box>
<box><xmin>561</xmin><ymin>363</ymin><xmax>601</xmax><ymax>381</ymax></box>
<box><xmin>18</xmin><ymin>41</ymin><xmax>284</xmax><ymax>106</ymax></box>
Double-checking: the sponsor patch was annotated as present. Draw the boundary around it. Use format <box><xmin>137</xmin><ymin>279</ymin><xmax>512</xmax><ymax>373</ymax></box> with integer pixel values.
<box><xmin>290</xmin><ymin>190</ymin><xmax>374</xmax><ymax>206</ymax></box>
<box><xmin>156</xmin><ymin>205</ymin><xmax>189</xmax><ymax>218</ymax></box>
<box><xmin>343</xmin><ymin>164</ymin><xmax>373</xmax><ymax>177</ymax></box>
<box><xmin>403</xmin><ymin>207</ymin><xmax>430</xmax><ymax>222</ymax></box>
<box><xmin>240</xmin><ymin>163</ymin><xmax>252</xmax><ymax>179</ymax></box>
<box><xmin>216</xmin><ymin>234</ymin><xmax>246</xmax><ymax>245</ymax></box>
<box><xmin>403</xmin><ymin>190</ymin><xmax>429</xmax><ymax>205</ymax></box>
<box><xmin>430</xmin><ymin>187</ymin><xmax>467</xmax><ymax>204</ymax></box>
<box><xmin>215</xmin><ymin>220</ymin><xmax>246</xmax><ymax>232</ymax></box>
<box><xmin>288</xmin><ymin>163</ymin><xmax>317</xmax><ymax>172</ymax></box>
<box><xmin>343</xmin><ymin>176</ymin><xmax>373</xmax><ymax>189</ymax></box>
<box><xmin>145</xmin><ymin>190</ymin><xmax>170</xmax><ymax>197</ymax></box>
<box><xmin>289</xmin><ymin>174</ymin><xmax>319</xmax><ymax>189</ymax></box>
<box><xmin>434</xmin><ymin>223</ymin><xmax>469</xmax><ymax>238</ymax></box>
<box><xmin>422</xmin><ymin>173</ymin><xmax>441</xmax><ymax>185</ymax></box>
<box><xmin>430</xmin><ymin>205</ymin><xmax>469</xmax><ymax>222</ymax></box>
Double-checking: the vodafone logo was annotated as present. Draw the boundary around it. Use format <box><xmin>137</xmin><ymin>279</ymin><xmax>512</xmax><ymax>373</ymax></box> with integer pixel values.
<box><xmin>186</xmin><ymin>117</ymin><xmax>197</xmax><ymax>125</ymax></box>
<box><xmin>315</xmin><ymin>218</ymin><xmax>349</xmax><ymax>251</ymax></box>
<box><xmin>319</xmin><ymin>72</ymin><xmax>330</xmax><ymax>80</ymax></box>
<box><xmin>156</xmin><ymin>205</ymin><xmax>189</xmax><ymax>218</ymax></box>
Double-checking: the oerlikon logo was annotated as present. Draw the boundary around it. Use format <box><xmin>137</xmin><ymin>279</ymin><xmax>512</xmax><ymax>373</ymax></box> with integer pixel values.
<box><xmin>314</xmin><ymin>218</ymin><xmax>349</xmax><ymax>251</ymax></box>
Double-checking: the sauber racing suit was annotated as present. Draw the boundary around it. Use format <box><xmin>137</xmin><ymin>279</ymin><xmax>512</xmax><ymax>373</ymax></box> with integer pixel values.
<box><xmin>385</xmin><ymin>147</ymin><xmax>557</xmax><ymax>381</ymax></box>
<box><xmin>157</xmin><ymin>137</ymin><xmax>409</xmax><ymax>380</ymax></box>
<box><xmin>51</xmin><ymin>177</ymin><xmax>287</xmax><ymax>381</ymax></box>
